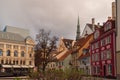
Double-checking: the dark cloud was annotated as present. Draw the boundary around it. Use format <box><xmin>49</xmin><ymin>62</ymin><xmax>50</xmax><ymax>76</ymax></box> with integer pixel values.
<box><xmin>0</xmin><ymin>0</ymin><xmax>115</xmax><ymax>40</ymax></box>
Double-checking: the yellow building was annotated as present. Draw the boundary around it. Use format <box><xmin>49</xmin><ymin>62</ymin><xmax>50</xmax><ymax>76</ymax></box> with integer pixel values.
<box><xmin>0</xmin><ymin>26</ymin><xmax>35</xmax><ymax>75</ymax></box>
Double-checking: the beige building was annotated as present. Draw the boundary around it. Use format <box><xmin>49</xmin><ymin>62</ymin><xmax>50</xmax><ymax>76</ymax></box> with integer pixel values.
<box><xmin>116</xmin><ymin>0</ymin><xmax>120</xmax><ymax>79</ymax></box>
<box><xmin>0</xmin><ymin>26</ymin><xmax>35</xmax><ymax>75</ymax></box>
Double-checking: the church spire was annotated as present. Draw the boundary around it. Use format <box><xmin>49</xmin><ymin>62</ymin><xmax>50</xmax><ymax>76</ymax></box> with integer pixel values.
<box><xmin>76</xmin><ymin>16</ymin><xmax>81</xmax><ymax>41</ymax></box>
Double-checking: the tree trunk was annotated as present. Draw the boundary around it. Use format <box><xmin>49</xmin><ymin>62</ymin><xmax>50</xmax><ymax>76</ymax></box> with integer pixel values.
<box><xmin>42</xmin><ymin>64</ymin><xmax>46</xmax><ymax>73</ymax></box>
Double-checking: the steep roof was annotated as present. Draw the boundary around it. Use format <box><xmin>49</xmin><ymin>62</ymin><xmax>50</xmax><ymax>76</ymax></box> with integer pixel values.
<box><xmin>74</xmin><ymin>33</ymin><xmax>93</xmax><ymax>47</ymax></box>
<box><xmin>55</xmin><ymin>50</ymin><xmax>72</xmax><ymax>61</ymax></box>
<box><xmin>86</xmin><ymin>23</ymin><xmax>101</xmax><ymax>31</ymax></box>
<box><xmin>62</xmin><ymin>39</ymin><xmax>73</xmax><ymax>49</ymax></box>
<box><xmin>76</xmin><ymin>34</ymin><xmax>93</xmax><ymax>58</ymax></box>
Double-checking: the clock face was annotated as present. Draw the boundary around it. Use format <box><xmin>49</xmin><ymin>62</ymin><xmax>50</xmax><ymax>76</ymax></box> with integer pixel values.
<box><xmin>94</xmin><ymin>30</ymin><xmax>100</xmax><ymax>39</ymax></box>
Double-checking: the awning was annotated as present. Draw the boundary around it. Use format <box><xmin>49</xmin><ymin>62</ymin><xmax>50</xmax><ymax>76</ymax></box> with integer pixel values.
<box><xmin>28</xmin><ymin>65</ymin><xmax>34</xmax><ymax>68</ymax></box>
<box><xmin>2</xmin><ymin>65</ymin><xmax>12</xmax><ymax>68</ymax></box>
<box><xmin>2</xmin><ymin>65</ymin><xmax>34</xmax><ymax>68</ymax></box>
<box><xmin>21</xmin><ymin>65</ymin><xmax>34</xmax><ymax>68</ymax></box>
<box><xmin>12</xmin><ymin>65</ymin><xmax>21</xmax><ymax>68</ymax></box>
<box><xmin>21</xmin><ymin>65</ymin><xmax>29</xmax><ymax>68</ymax></box>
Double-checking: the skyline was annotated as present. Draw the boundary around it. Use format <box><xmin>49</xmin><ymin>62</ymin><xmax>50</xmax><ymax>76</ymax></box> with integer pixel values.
<box><xmin>0</xmin><ymin>0</ymin><xmax>115</xmax><ymax>40</ymax></box>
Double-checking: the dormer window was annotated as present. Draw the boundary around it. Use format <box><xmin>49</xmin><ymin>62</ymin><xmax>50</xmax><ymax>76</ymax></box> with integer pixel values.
<box><xmin>104</xmin><ymin>22</ymin><xmax>112</xmax><ymax>31</ymax></box>
<box><xmin>83</xmin><ymin>48</ymin><xmax>89</xmax><ymax>55</ymax></box>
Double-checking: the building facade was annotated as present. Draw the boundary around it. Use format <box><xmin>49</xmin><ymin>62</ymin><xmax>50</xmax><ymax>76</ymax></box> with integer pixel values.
<box><xmin>90</xmin><ymin>19</ymin><xmax>116</xmax><ymax>78</ymax></box>
<box><xmin>116</xmin><ymin>0</ymin><xmax>120</xmax><ymax>79</ymax></box>
<box><xmin>0</xmin><ymin>26</ymin><xmax>35</xmax><ymax>75</ymax></box>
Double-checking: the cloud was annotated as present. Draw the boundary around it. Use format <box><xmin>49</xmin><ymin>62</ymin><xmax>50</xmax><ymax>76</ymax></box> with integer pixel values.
<box><xmin>0</xmin><ymin>0</ymin><xmax>115</xmax><ymax>40</ymax></box>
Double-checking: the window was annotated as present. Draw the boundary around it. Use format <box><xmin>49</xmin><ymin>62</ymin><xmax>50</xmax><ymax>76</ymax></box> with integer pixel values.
<box><xmin>21</xmin><ymin>51</ymin><xmax>25</xmax><ymax>57</ymax></box>
<box><xmin>96</xmin><ymin>66</ymin><xmax>100</xmax><ymax>74</ymax></box>
<box><xmin>107</xmin><ymin>64</ymin><xmax>112</xmax><ymax>75</ymax></box>
<box><xmin>83</xmin><ymin>48</ymin><xmax>89</xmax><ymax>54</ymax></box>
<box><xmin>23</xmin><ymin>61</ymin><xmax>25</xmax><ymax>65</ymax></box>
<box><xmin>0</xmin><ymin>49</ymin><xmax>3</xmax><ymax>56</ymax></box>
<box><xmin>16</xmin><ymin>60</ymin><xmax>18</xmax><ymax>65</ymax></box>
<box><xmin>6</xmin><ymin>44</ymin><xmax>11</xmax><ymax>49</ymax></box>
<box><xmin>0</xmin><ymin>44</ymin><xmax>4</xmax><ymax>48</ymax></box>
<box><xmin>14</xmin><ymin>50</ymin><xmax>18</xmax><ymax>57</ymax></box>
<box><xmin>21</xmin><ymin>46</ymin><xmax>25</xmax><ymax>50</ymax></box>
<box><xmin>95</xmin><ymin>42</ymin><xmax>99</xmax><ymax>49</ymax></box>
<box><xmin>104</xmin><ymin>22</ymin><xmax>112</xmax><ymax>31</ymax></box>
<box><xmin>92</xmin><ymin>44</ymin><xmax>94</xmax><ymax>50</ymax></box>
<box><xmin>29</xmin><ymin>54</ymin><xmax>32</xmax><ymax>57</ymax></box>
<box><xmin>106</xmin><ymin>49</ymin><xmax>111</xmax><ymax>59</ymax></box>
<box><xmin>106</xmin><ymin>36</ymin><xmax>111</xmax><ymax>44</ymax></box>
<box><xmin>13</xmin><ymin>45</ymin><xmax>18</xmax><ymax>49</ymax></box>
<box><xmin>6</xmin><ymin>50</ymin><xmax>11</xmax><ymax>56</ymax></box>
<box><xmin>6</xmin><ymin>59</ymin><xmax>8</xmax><ymax>64</ymax></box>
<box><xmin>13</xmin><ymin>60</ymin><xmax>15</xmax><ymax>65</ymax></box>
<box><xmin>94</xmin><ymin>30</ymin><xmax>100</xmax><ymax>39</ymax></box>
<box><xmin>92</xmin><ymin>54</ymin><xmax>95</xmax><ymax>62</ymax></box>
<box><xmin>1</xmin><ymin>60</ymin><xmax>4</xmax><ymax>64</ymax></box>
<box><xmin>101</xmin><ymin>39</ymin><xmax>106</xmax><ymax>46</ymax></box>
<box><xmin>95</xmin><ymin>53</ymin><xmax>99</xmax><ymax>61</ymax></box>
<box><xmin>93</xmin><ymin>66</ymin><xmax>96</xmax><ymax>74</ymax></box>
<box><xmin>29</xmin><ymin>61</ymin><xmax>32</xmax><ymax>65</ymax></box>
<box><xmin>101</xmin><ymin>51</ymin><xmax>106</xmax><ymax>60</ymax></box>
<box><xmin>20</xmin><ymin>60</ymin><xmax>22</xmax><ymax>65</ymax></box>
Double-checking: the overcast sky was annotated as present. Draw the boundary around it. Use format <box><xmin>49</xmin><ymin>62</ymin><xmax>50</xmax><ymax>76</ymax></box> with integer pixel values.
<box><xmin>0</xmin><ymin>0</ymin><xmax>115</xmax><ymax>40</ymax></box>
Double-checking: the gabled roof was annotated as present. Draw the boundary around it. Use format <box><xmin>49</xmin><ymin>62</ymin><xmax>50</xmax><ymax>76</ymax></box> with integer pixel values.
<box><xmin>86</xmin><ymin>23</ymin><xmax>101</xmax><ymax>31</ymax></box>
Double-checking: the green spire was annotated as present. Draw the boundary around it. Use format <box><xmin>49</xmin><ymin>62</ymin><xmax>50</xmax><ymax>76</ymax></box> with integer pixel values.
<box><xmin>76</xmin><ymin>16</ymin><xmax>80</xmax><ymax>41</ymax></box>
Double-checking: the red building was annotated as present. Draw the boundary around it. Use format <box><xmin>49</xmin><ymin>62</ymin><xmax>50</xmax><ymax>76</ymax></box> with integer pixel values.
<box><xmin>90</xmin><ymin>18</ymin><xmax>116</xmax><ymax>79</ymax></box>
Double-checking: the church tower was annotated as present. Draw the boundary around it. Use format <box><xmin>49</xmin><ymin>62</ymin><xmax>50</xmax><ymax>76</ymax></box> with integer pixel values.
<box><xmin>76</xmin><ymin>16</ymin><xmax>81</xmax><ymax>41</ymax></box>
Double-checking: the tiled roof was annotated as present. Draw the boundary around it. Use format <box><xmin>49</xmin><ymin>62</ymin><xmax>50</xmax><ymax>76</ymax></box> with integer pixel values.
<box><xmin>62</xmin><ymin>39</ymin><xmax>73</xmax><ymax>49</ymax></box>
<box><xmin>55</xmin><ymin>50</ymin><xmax>72</xmax><ymax>61</ymax></box>
<box><xmin>77</xmin><ymin>34</ymin><xmax>93</xmax><ymax>58</ymax></box>
<box><xmin>74</xmin><ymin>37</ymin><xmax>85</xmax><ymax>47</ymax></box>
<box><xmin>74</xmin><ymin>33</ymin><xmax>93</xmax><ymax>47</ymax></box>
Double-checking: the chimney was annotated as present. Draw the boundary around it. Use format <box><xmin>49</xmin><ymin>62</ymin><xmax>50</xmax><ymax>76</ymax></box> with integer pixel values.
<box><xmin>92</xmin><ymin>18</ymin><xmax>95</xmax><ymax>31</ymax></box>
<box><xmin>92</xmin><ymin>18</ymin><xmax>95</xmax><ymax>25</ymax></box>
<box><xmin>112</xmin><ymin>2</ymin><xmax>116</xmax><ymax>20</ymax></box>
<box><xmin>97</xmin><ymin>23</ymin><xmax>100</xmax><ymax>28</ymax></box>
<box><xmin>108</xmin><ymin>17</ymin><xmax>111</xmax><ymax>20</ymax></box>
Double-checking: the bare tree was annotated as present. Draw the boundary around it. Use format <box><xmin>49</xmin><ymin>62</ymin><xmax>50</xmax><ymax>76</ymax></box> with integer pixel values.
<box><xmin>35</xmin><ymin>29</ymin><xmax>58</xmax><ymax>72</ymax></box>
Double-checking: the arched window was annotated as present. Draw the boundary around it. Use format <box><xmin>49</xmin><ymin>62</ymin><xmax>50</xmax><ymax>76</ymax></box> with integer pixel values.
<box><xmin>14</xmin><ymin>50</ymin><xmax>18</xmax><ymax>57</ymax></box>
<box><xmin>6</xmin><ymin>50</ymin><xmax>11</xmax><ymax>56</ymax></box>
<box><xmin>21</xmin><ymin>51</ymin><xmax>25</xmax><ymax>57</ymax></box>
<box><xmin>0</xmin><ymin>49</ymin><xmax>3</xmax><ymax>56</ymax></box>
